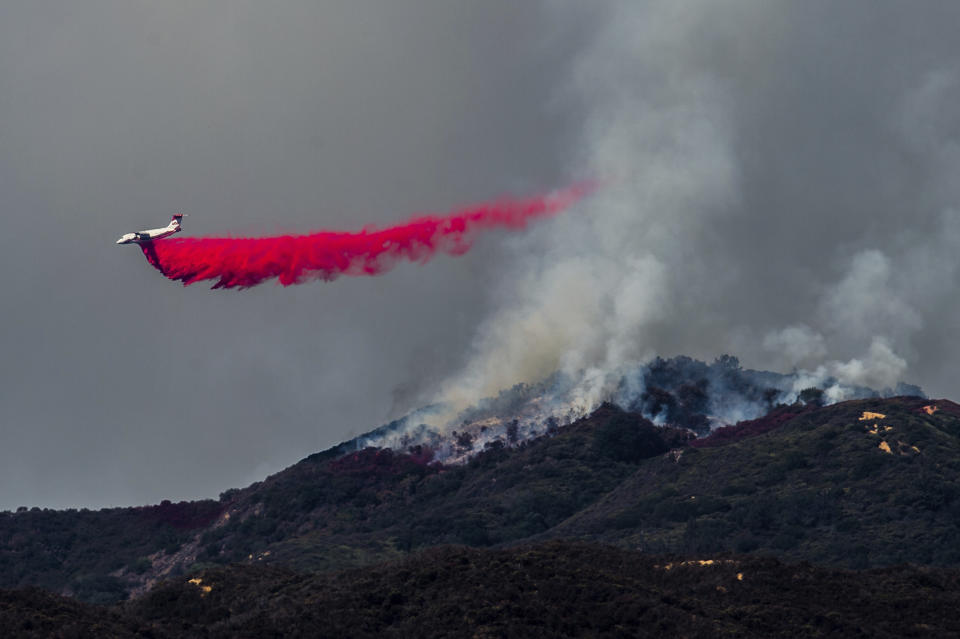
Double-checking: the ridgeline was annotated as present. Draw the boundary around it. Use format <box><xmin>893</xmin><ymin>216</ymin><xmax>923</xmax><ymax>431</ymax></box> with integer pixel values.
<box><xmin>2</xmin><ymin>393</ymin><xmax>960</xmax><ymax>635</ymax></box>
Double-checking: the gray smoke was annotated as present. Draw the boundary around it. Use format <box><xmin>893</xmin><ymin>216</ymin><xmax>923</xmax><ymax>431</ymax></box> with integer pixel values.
<box><xmin>432</xmin><ymin>1</ymin><xmax>960</xmax><ymax>419</ymax></box>
<box><xmin>356</xmin><ymin>354</ymin><xmax>921</xmax><ymax>462</ymax></box>
<box><xmin>4</xmin><ymin>1</ymin><xmax>960</xmax><ymax>509</ymax></box>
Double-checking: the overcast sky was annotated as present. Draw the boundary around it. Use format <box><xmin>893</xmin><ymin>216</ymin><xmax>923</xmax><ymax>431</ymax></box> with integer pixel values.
<box><xmin>2</xmin><ymin>2</ymin><xmax>959</xmax><ymax>510</ymax></box>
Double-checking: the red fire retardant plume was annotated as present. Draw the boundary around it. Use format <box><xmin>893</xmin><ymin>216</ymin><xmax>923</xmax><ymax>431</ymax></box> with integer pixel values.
<box><xmin>140</xmin><ymin>183</ymin><xmax>594</xmax><ymax>289</ymax></box>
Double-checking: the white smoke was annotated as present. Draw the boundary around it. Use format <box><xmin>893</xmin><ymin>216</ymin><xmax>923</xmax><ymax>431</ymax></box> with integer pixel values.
<box><xmin>820</xmin><ymin>250</ymin><xmax>922</xmax><ymax>347</ymax></box>
<box><xmin>765</xmin><ymin>206</ymin><xmax>960</xmax><ymax>392</ymax></box>
<box><xmin>832</xmin><ymin>338</ymin><xmax>907</xmax><ymax>390</ymax></box>
<box><xmin>430</xmin><ymin>1</ymin><xmax>960</xmax><ymax>426</ymax></box>
<box><xmin>435</xmin><ymin>1</ymin><xmax>739</xmax><ymax>417</ymax></box>
<box><xmin>763</xmin><ymin>325</ymin><xmax>827</xmax><ymax>370</ymax></box>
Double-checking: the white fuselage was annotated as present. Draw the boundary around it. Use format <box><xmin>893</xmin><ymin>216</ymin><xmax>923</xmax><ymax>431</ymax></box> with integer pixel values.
<box><xmin>116</xmin><ymin>218</ymin><xmax>182</xmax><ymax>244</ymax></box>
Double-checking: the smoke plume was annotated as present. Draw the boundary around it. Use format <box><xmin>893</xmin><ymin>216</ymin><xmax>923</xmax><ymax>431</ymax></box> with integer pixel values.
<box><xmin>353</xmin><ymin>354</ymin><xmax>924</xmax><ymax>463</ymax></box>
<box><xmin>139</xmin><ymin>183</ymin><xmax>594</xmax><ymax>289</ymax></box>
<box><xmin>426</xmin><ymin>1</ymin><xmax>960</xmax><ymax>426</ymax></box>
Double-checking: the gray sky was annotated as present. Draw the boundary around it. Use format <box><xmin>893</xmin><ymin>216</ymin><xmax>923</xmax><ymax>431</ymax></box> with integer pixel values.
<box><xmin>2</xmin><ymin>2</ymin><xmax>959</xmax><ymax>510</ymax></box>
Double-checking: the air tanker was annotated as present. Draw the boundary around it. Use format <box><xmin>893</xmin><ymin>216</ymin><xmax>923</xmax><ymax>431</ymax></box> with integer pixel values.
<box><xmin>116</xmin><ymin>214</ymin><xmax>186</xmax><ymax>245</ymax></box>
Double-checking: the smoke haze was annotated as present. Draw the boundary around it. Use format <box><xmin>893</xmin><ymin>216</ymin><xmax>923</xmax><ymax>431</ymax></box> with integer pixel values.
<box><xmin>2</xmin><ymin>1</ymin><xmax>960</xmax><ymax>509</ymax></box>
<box><xmin>435</xmin><ymin>1</ymin><xmax>960</xmax><ymax>417</ymax></box>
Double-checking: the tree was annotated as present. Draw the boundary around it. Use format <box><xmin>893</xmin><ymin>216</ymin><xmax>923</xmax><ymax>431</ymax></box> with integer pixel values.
<box><xmin>799</xmin><ymin>387</ymin><xmax>825</xmax><ymax>407</ymax></box>
<box><xmin>593</xmin><ymin>413</ymin><xmax>669</xmax><ymax>463</ymax></box>
<box><xmin>506</xmin><ymin>420</ymin><xmax>519</xmax><ymax>444</ymax></box>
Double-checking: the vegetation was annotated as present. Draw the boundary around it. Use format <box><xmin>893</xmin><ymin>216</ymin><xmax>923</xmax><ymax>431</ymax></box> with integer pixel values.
<box><xmin>2</xmin><ymin>395</ymin><xmax>960</xmax><ymax>609</ymax></box>
<box><xmin>0</xmin><ymin>586</ymin><xmax>149</xmax><ymax>638</ymax></box>
<box><xmin>0</xmin><ymin>500</ymin><xmax>221</xmax><ymax>603</ymax></box>
<box><xmin>201</xmin><ymin>404</ymin><xmax>687</xmax><ymax>566</ymax></box>
<box><xmin>3</xmin><ymin>541</ymin><xmax>960</xmax><ymax>637</ymax></box>
<box><xmin>551</xmin><ymin>397</ymin><xmax>960</xmax><ymax>567</ymax></box>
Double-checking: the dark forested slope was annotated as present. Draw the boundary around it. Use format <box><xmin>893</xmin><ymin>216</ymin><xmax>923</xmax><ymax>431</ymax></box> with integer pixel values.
<box><xmin>4</xmin><ymin>542</ymin><xmax>960</xmax><ymax>638</ymax></box>
<box><xmin>546</xmin><ymin>397</ymin><xmax>960</xmax><ymax>567</ymax></box>
<box><xmin>2</xmin><ymin>396</ymin><xmax>960</xmax><ymax>605</ymax></box>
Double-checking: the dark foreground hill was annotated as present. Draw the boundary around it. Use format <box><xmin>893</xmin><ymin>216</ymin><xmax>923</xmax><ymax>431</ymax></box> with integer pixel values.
<box><xmin>3</xmin><ymin>541</ymin><xmax>960</xmax><ymax>638</ymax></box>
<box><xmin>2</xmin><ymin>395</ymin><xmax>960</xmax><ymax>605</ymax></box>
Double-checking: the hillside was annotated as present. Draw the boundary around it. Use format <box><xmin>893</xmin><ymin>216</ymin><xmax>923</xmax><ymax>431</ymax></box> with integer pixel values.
<box><xmin>0</xmin><ymin>500</ymin><xmax>223</xmax><ymax>603</ymax></box>
<box><xmin>2</xmin><ymin>393</ymin><xmax>960</xmax><ymax>606</ymax></box>
<box><xmin>4</xmin><ymin>542</ymin><xmax>960</xmax><ymax>638</ymax></box>
<box><xmin>158</xmin><ymin>396</ymin><xmax>960</xmax><ymax>575</ymax></box>
<box><xmin>545</xmin><ymin>397</ymin><xmax>960</xmax><ymax>567</ymax></box>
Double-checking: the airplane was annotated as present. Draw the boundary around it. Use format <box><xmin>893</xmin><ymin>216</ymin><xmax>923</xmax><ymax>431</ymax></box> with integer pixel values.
<box><xmin>116</xmin><ymin>213</ymin><xmax>186</xmax><ymax>244</ymax></box>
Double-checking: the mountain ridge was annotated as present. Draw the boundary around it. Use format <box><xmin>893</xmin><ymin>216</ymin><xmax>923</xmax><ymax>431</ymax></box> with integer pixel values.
<box><xmin>0</xmin><ymin>356</ymin><xmax>954</xmax><ymax>610</ymax></box>
<box><xmin>2</xmin><ymin>390</ymin><xmax>958</xmax><ymax>606</ymax></box>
